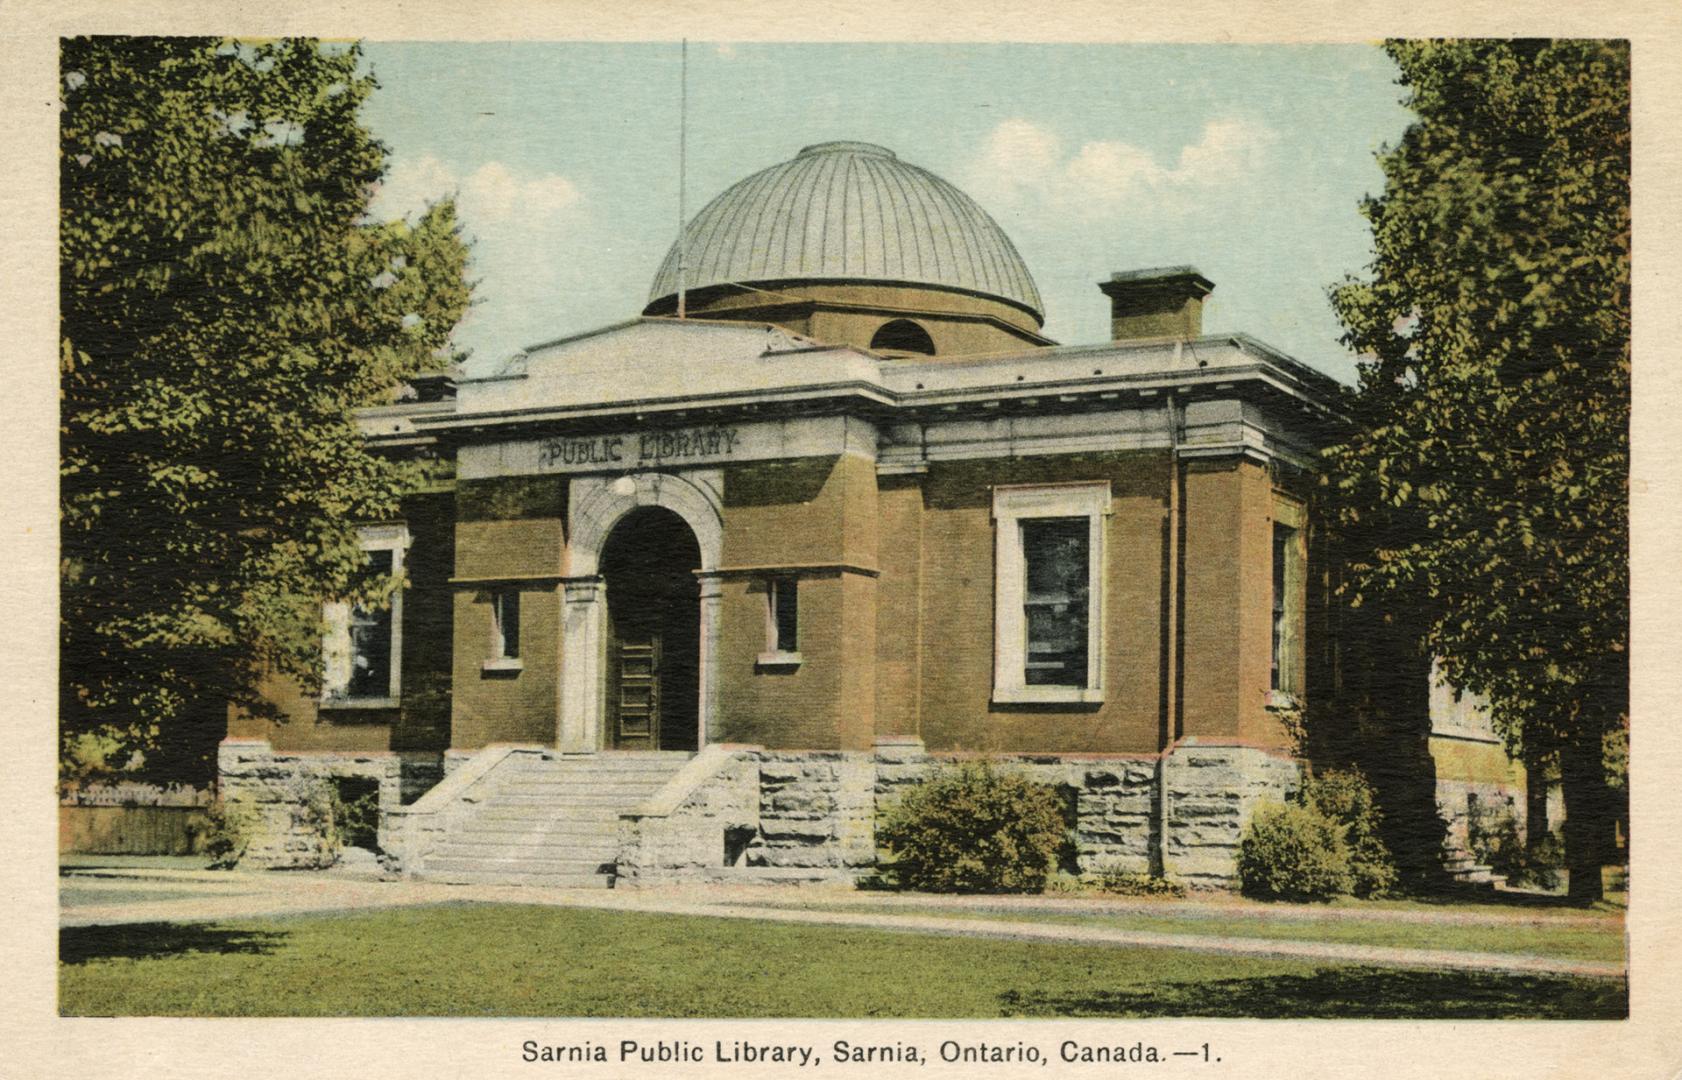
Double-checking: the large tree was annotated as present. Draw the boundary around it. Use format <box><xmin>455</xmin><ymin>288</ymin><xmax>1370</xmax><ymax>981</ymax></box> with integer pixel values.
<box><xmin>1326</xmin><ymin>40</ymin><xmax>1629</xmax><ymax>902</ymax></box>
<box><xmin>60</xmin><ymin>37</ymin><xmax>472</xmax><ymax>781</ymax></box>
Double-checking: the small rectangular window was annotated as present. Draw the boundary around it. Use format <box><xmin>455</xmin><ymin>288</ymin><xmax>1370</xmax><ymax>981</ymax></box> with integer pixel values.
<box><xmin>757</xmin><ymin>576</ymin><xmax>801</xmax><ymax>668</ymax></box>
<box><xmin>770</xmin><ymin>576</ymin><xmax>798</xmax><ymax>654</ymax></box>
<box><xmin>492</xmin><ymin>588</ymin><xmax>521</xmax><ymax>661</ymax></box>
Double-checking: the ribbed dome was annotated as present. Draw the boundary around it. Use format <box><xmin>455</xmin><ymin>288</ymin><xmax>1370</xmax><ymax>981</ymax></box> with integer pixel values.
<box><xmin>649</xmin><ymin>141</ymin><xmax>1044</xmax><ymax>324</ymax></box>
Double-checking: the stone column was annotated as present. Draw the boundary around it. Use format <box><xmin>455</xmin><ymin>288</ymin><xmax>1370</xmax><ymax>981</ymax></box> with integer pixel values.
<box><xmin>696</xmin><ymin>571</ymin><xmax>723</xmax><ymax>747</ymax></box>
<box><xmin>559</xmin><ymin>576</ymin><xmax>604</xmax><ymax>752</ymax></box>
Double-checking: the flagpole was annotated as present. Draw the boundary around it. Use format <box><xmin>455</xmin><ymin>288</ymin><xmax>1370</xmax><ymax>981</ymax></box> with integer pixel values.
<box><xmin>677</xmin><ymin>38</ymin><xmax>688</xmax><ymax>320</ymax></box>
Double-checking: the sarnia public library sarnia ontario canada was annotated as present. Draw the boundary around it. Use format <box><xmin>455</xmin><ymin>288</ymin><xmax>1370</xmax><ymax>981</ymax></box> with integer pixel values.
<box><xmin>222</xmin><ymin>140</ymin><xmax>1525</xmax><ymax>886</ymax></box>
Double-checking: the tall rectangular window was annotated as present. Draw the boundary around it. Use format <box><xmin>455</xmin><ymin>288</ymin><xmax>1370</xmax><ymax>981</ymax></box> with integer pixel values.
<box><xmin>322</xmin><ymin>524</ymin><xmax>406</xmax><ymax>707</ymax></box>
<box><xmin>1271</xmin><ymin>522</ymin><xmax>1302</xmax><ymax>696</ymax></box>
<box><xmin>348</xmin><ymin>548</ymin><xmax>395</xmax><ymax>699</ymax></box>
<box><xmin>993</xmin><ymin>483</ymin><xmax>1109</xmax><ymax>704</ymax></box>
<box><xmin>1021</xmin><ymin>518</ymin><xmax>1090</xmax><ymax>687</ymax></box>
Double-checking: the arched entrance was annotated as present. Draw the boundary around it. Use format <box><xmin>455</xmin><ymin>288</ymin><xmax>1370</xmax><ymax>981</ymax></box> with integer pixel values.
<box><xmin>598</xmin><ymin>507</ymin><xmax>701</xmax><ymax>752</ymax></box>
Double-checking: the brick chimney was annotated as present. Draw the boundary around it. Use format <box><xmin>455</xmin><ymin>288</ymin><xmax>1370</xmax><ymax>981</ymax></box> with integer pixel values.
<box><xmin>1098</xmin><ymin>266</ymin><xmax>1214</xmax><ymax>342</ymax></box>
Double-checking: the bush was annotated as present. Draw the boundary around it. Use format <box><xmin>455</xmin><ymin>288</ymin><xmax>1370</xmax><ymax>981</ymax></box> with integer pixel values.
<box><xmin>1237</xmin><ymin>801</ymin><xmax>1353</xmax><ymax>902</ymax></box>
<box><xmin>877</xmin><ymin>762</ymin><xmax>1068</xmax><ymax>893</ymax></box>
<box><xmin>1093</xmin><ymin>870</ymin><xmax>1187</xmax><ymax>898</ymax></box>
<box><xmin>329</xmin><ymin>778</ymin><xmax>382</xmax><ymax>851</ymax></box>
<box><xmin>1297</xmin><ymin>769</ymin><xmax>1397</xmax><ymax>898</ymax></box>
<box><xmin>199</xmin><ymin>797</ymin><xmax>259</xmax><ymax>869</ymax></box>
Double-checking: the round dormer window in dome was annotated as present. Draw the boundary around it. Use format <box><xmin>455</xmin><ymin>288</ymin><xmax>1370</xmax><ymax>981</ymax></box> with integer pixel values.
<box><xmin>870</xmin><ymin>319</ymin><xmax>936</xmax><ymax>356</ymax></box>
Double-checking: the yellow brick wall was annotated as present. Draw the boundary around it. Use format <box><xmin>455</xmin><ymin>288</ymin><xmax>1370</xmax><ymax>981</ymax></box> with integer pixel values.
<box><xmin>873</xmin><ymin>476</ymin><xmax>924</xmax><ymax>736</ymax></box>
<box><xmin>448</xmin><ymin>585</ymin><xmax>562</xmax><ymax>748</ymax></box>
<box><xmin>714</xmin><ymin>453</ymin><xmax>879</xmax><ymax>749</ymax></box>
<box><xmin>912</xmin><ymin>452</ymin><xmax>1172</xmax><ymax>755</ymax></box>
<box><xmin>448</xmin><ymin>475</ymin><xmax>568</xmax><ymax>748</ymax></box>
<box><xmin>1431</xmin><ymin>736</ymin><xmax>1525</xmax><ymax>788</ymax></box>
<box><xmin>1180</xmin><ymin>459</ymin><xmax>1283</xmax><ymax>745</ymax></box>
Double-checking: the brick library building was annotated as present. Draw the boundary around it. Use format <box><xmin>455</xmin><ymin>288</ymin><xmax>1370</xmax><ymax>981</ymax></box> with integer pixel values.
<box><xmin>217</xmin><ymin>140</ymin><xmax>1527</xmax><ymax>886</ymax></box>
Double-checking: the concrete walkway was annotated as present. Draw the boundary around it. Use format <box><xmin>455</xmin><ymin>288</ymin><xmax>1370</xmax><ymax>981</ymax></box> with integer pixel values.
<box><xmin>59</xmin><ymin>864</ymin><xmax>1625</xmax><ymax>981</ymax></box>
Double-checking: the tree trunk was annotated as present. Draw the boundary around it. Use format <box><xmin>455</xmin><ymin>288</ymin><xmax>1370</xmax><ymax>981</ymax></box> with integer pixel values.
<box><xmin>1560</xmin><ymin>728</ymin><xmax>1612</xmax><ymax>903</ymax></box>
<box><xmin>1524</xmin><ymin>740</ymin><xmax>1553</xmax><ymax>849</ymax></box>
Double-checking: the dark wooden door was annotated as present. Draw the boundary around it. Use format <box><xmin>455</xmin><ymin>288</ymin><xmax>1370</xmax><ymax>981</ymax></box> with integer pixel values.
<box><xmin>610</xmin><ymin>635</ymin><xmax>660</xmax><ymax>749</ymax></box>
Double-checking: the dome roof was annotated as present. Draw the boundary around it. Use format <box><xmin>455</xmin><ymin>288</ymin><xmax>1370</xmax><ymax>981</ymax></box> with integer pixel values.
<box><xmin>649</xmin><ymin>141</ymin><xmax>1043</xmax><ymax>323</ymax></box>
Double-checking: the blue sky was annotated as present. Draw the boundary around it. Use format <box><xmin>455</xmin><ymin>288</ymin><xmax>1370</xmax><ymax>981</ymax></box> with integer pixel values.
<box><xmin>360</xmin><ymin>43</ymin><xmax>1415</xmax><ymax>383</ymax></box>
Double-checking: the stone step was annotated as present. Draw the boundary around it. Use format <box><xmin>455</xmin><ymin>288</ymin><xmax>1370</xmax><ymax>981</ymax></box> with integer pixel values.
<box><xmin>454</xmin><ymin>824</ymin><xmax>625</xmax><ymax>841</ymax></box>
<box><xmin>431</xmin><ymin>839</ymin><xmax>619</xmax><ymax>861</ymax></box>
<box><xmin>1448</xmin><ymin>864</ymin><xmax>1501</xmax><ymax>883</ymax></box>
<box><xmin>482</xmin><ymin>792</ymin><xmax>657</xmax><ymax>808</ymax></box>
<box><xmin>469</xmin><ymin>806</ymin><xmax>627</xmax><ymax>823</ymax></box>
<box><xmin>501</xmin><ymin>755</ymin><xmax>690</xmax><ymax>772</ymax></box>
<box><xmin>494</xmin><ymin>780</ymin><xmax>670</xmax><ymax>798</ymax></box>
<box><xmin>419</xmin><ymin>868</ymin><xmax>615</xmax><ymax>889</ymax></box>
<box><xmin>425</xmin><ymin>856</ymin><xmax>615</xmax><ymax>876</ymax></box>
<box><xmin>497</xmin><ymin>760</ymin><xmax>682</xmax><ymax>777</ymax></box>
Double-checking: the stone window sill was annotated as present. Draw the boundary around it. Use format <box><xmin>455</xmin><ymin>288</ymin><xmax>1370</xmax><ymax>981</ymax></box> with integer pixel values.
<box><xmin>482</xmin><ymin>657</ymin><xmax>524</xmax><ymax>675</ymax></box>
<box><xmin>756</xmin><ymin>651</ymin><xmax>803</xmax><ymax>671</ymax></box>
<box><xmin>1267</xmin><ymin>690</ymin><xmax>1301</xmax><ymax>710</ymax></box>
<box><xmin>992</xmin><ymin>685</ymin><xmax>1104</xmax><ymax>706</ymax></box>
<box><xmin>320</xmin><ymin>697</ymin><xmax>399</xmax><ymax>712</ymax></box>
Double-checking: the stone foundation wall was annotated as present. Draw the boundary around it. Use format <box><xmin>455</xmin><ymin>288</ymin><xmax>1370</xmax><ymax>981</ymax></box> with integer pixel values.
<box><xmin>216</xmin><ymin>739</ymin><xmax>440</xmax><ymax>869</ymax></box>
<box><xmin>874</xmin><ymin>739</ymin><xmax>1299</xmax><ymax>885</ymax></box>
<box><xmin>617</xmin><ymin>751</ymin><xmax>761</xmax><ymax>884</ymax></box>
<box><xmin>1161</xmin><ymin>742</ymin><xmax>1300</xmax><ymax>887</ymax></box>
<box><xmin>616</xmin><ymin>738</ymin><xmax>1296</xmax><ymax>888</ymax></box>
<box><xmin>750</xmin><ymin>751</ymin><xmax>876</xmax><ymax>874</ymax></box>
<box><xmin>232</xmin><ymin>737</ymin><xmax>1298</xmax><ymax>887</ymax></box>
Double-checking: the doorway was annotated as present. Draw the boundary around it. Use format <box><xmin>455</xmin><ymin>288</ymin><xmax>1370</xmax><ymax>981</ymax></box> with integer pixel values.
<box><xmin>599</xmin><ymin>507</ymin><xmax>701</xmax><ymax>752</ymax></box>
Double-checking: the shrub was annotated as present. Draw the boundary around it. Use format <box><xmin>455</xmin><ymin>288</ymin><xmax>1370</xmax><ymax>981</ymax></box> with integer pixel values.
<box><xmin>1237</xmin><ymin>801</ymin><xmax>1353</xmax><ymax>902</ymax></box>
<box><xmin>877</xmin><ymin>762</ymin><xmax>1068</xmax><ymax>893</ymax></box>
<box><xmin>199</xmin><ymin>797</ymin><xmax>259</xmax><ymax>869</ymax></box>
<box><xmin>329</xmin><ymin>778</ymin><xmax>382</xmax><ymax>851</ymax></box>
<box><xmin>1297</xmin><ymin>769</ymin><xmax>1397</xmax><ymax>898</ymax></box>
<box><xmin>1093</xmin><ymin>869</ymin><xmax>1187</xmax><ymax>898</ymax></box>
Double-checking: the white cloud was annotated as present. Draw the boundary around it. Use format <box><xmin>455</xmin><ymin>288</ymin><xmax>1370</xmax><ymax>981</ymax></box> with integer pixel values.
<box><xmin>368</xmin><ymin>155</ymin><xmax>588</xmax><ymax>373</ymax></box>
<box><xmin>967</xmin><ymin>117</ymin><xmax>1276</xmax><ymax>216</ymax></box>
<box><xmin>370</xmin><ymin>154</ymin><xmax>581</xmax><ymax>225</ymax></box>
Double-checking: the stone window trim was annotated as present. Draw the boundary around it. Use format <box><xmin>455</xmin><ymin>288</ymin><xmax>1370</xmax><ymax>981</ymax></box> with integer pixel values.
<box><xmin>991</xmin><ymin>481</ymin><xmax>1111</xmax><ymax>705</ymax></box>
<box><xmin>756</xmin><ymin>574</ymin><xmax>802</xmax><ymax>669</ymax></box>
<box><xmin>321</xmin><ymin>522</ymin><xmax>409</xmax><ymax>710</ymax></box>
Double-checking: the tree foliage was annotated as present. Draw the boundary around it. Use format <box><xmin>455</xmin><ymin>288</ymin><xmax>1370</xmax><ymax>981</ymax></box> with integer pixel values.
<box><xmin>60</xmin><ymin>37</ymin><xmax>472</xmax><ymax>779</ymax></box>
<box><xmin>1325</xmin><ymin>40</ymin><xmax>1628</xmax><ymax>899</ymax></box>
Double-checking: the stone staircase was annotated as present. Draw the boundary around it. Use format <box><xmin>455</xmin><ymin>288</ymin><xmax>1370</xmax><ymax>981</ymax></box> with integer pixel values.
<box><xmin>416</xmin><ymin>751</ymin><xmax>692</xmax><ymax>888</ymax></box>
<box><xmin>1443</xmin><ymin>846</ymin><xmax>1506</xmax><ymax>887</ymax></box>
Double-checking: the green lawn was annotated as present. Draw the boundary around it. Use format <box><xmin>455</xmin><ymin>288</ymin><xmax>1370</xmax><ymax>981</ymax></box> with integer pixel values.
<box><xmin>60</xmin><ymin>903</ymin><xmax>1625</xmax><ymax>1019</ymax></box>
<box><xmin>733</xmin><ymin>900</ymin><xmax>1626</xmax><ymax>964</ymax></box>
